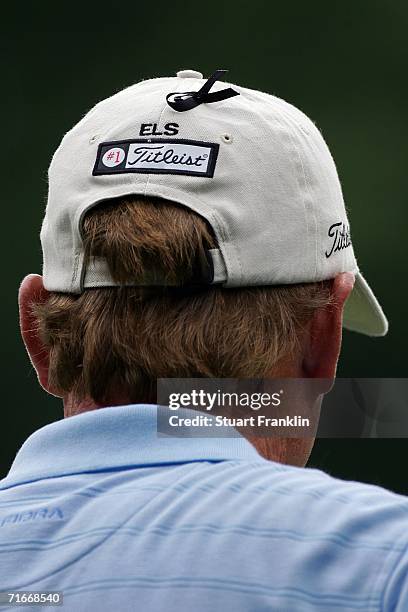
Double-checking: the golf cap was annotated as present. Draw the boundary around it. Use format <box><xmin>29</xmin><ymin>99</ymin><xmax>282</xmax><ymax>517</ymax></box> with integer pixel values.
<box><xmin>41</xmin><ymin>68</ymin><xmax>388</xmax><ymax>337</ymax></box>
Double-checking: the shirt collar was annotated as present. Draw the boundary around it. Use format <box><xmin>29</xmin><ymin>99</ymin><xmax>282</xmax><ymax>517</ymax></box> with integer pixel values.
<box><xmin>0</xmin><ymin>404</ymin><xmax>261</xmax><ymax>489</ymax></box>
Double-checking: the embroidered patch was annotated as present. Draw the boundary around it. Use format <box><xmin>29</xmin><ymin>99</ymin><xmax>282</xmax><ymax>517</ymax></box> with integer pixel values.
<box><xmin>93</xmin><ymin>138</ymin><xmax>219</xmax><ymax>178</ymax></box>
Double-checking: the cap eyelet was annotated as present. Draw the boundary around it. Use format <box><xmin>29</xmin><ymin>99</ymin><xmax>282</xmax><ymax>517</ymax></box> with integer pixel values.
<box><xmin>89</xmin><ymin>135</ymin><xmax>99</xmax><ymax>144</ymax></box>
<box><xmin>221</xmin><ymin>133</ymin><xmax>233</xmax><ymax>144</ymax></box>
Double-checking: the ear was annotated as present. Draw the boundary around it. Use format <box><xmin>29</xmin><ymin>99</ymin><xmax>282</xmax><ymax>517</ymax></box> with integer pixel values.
<box><xmin>302</xmin><ymin>272</ymin><xmax>355</xmax><ymax>379</ymax></box>
<box><xmin>18</xmin><ymin>274</ymin><xmax>61</xmax><ymax>396</ymax></box>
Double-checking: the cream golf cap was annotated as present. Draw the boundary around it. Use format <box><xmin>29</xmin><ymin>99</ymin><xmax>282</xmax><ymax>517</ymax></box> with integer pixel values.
<box><xmin>41</xmin><ymin>68</ymin><xmax>388</xmax><ymax>337</ymax></box>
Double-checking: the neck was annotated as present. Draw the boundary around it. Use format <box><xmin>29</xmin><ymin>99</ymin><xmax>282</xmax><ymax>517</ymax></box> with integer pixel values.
<box><xmin>63</xmin><ymin>393</ymin><xmax>132</xmax><ymax>418</ymax></box>
<box><xmin>63</xmin><ymin>394</ymin><xmax>312</xmax><ymax>467</ymax></box>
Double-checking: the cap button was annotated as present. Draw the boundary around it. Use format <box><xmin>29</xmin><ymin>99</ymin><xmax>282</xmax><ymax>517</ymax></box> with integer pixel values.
<box><xmin>176</xmin><ymin>69</ymin><xmax>203</xmax><ymax>79</ymax></box>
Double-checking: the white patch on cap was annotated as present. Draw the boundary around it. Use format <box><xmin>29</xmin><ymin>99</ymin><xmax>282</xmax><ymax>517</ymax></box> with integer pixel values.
<box><xmin>126</xmin><ymin>142</ymin><xmax>211</xmax><ymax>173</ymax></box>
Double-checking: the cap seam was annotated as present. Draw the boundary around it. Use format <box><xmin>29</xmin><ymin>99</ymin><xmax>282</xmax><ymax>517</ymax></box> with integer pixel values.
<box><xmin>246</xmin><ymin>91</ymin><xmax>315</xmax><ymax>280</ymax></box>
<box><xmin>143</xmin><ymin>92</ymin><xmax>173</xmax><ymax>197</ymax></box>
<box><xmin>266</xmin><ymin>101</ymin><xmax>318</xmax><ymax>280</ymax></box>
<box><xmin>139</xmin><ymin>83</ymin><xmax>238</xmax><ymax>284</ymax></box>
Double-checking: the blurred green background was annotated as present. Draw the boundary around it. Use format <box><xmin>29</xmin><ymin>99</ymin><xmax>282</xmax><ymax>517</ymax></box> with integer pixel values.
<box><xmin>1</xmin><ymin>2</ymin><xmax>407</xmax><ymax>491</ymax></box>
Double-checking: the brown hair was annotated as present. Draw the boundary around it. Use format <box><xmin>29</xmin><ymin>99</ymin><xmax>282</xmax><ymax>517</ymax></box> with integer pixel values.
<box><xmin>33</xmin><ymin>196</ymin><xmax>333</xmax><ymax>405</ymax></box>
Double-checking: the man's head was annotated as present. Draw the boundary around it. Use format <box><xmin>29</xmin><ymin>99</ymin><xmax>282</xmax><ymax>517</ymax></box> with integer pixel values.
<box><xmin>18</xmin><ymin>68</ymin><xmax>387</xmax><ymax>467</ymax></box>
<box><xmin>19</xmin><ymin>195</ymin><xmax>354</xmax><ymax>466</ymax></box>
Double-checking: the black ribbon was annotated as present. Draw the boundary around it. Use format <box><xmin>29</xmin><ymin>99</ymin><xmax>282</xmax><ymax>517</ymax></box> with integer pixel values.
<box><xmin>166</xmin><ymin>69</ymin><xmax>239</xmax><ymax>112</ymax></box>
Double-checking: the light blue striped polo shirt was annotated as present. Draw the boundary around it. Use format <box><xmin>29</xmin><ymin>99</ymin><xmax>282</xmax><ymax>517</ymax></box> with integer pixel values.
<box><xmin>0</xmin><ymin>404</ymin><xmax>407</xmax><ymax>611</ymax></box>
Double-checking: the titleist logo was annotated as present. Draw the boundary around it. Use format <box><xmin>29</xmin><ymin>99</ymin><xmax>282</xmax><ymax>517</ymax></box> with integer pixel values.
<box><xmin>93</xmin><ymin>138</ymin><xmax>219</xmax><ymax>178</ymax></box>
<box><xmin>127</xmin><ymin>145</ymin><xmax>208</xmax><ymax>168</ymax></box>
<box><xmin>325</xmin><ymin>222</ymin><xmax>352</xmax><ymax>258</ymax></box>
